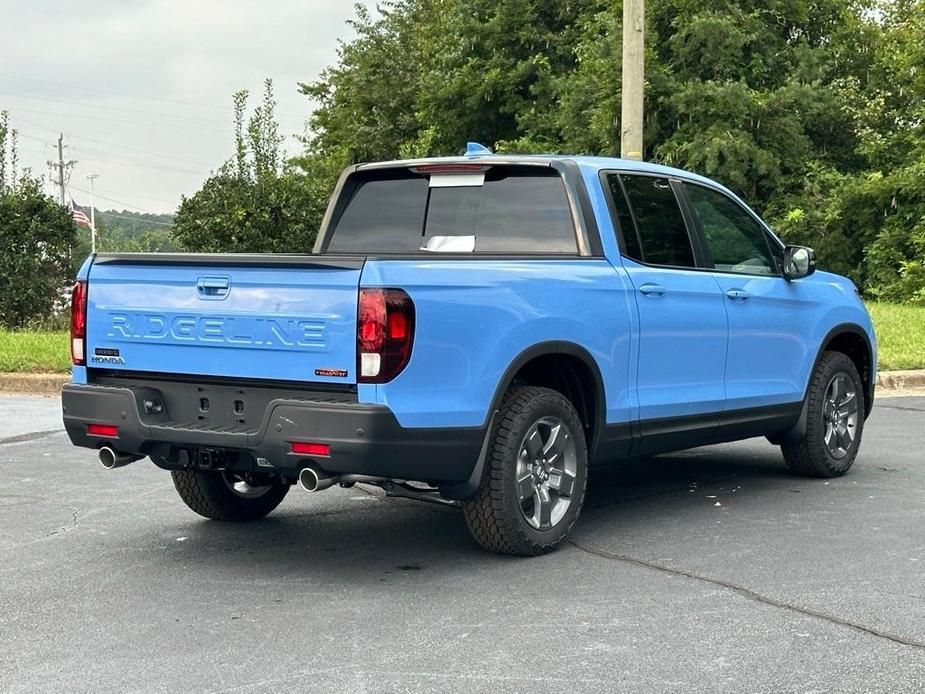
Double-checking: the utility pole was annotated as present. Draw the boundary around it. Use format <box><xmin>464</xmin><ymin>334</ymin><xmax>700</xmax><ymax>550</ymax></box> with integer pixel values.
<box><xmin>47</xmin><ymin>133</ymin><xmax>76</xmax><ymax>205</ymax></box>
<box><xmin>56</xmin><ymin>134</ymin><xmax>66</xmax><ymax>205</ymax></box>
<box><xmin>86</xmin><ymin>173</ymin><xmax>99</xmax><ymax>253</ymax></box>
<box><xmin>621</xmin><ymin>0</ymin><xmax>645</xmax><ymax>161</ymax></box>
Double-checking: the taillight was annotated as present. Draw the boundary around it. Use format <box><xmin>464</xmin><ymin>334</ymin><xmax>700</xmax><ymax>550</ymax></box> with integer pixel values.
<box><xmin>70</xmin><ymin>280</ymin><xmax>88</xmax><ymax>366</ymax></box>
<box><xmin>357</xmin><ymin>288</ymin><xmax>414</xmax><ymax>383</ymax></box>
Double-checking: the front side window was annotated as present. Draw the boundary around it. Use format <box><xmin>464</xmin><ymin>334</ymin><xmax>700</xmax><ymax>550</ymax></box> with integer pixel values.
<box><xmin>685</xmin><ymin>184</ymin><xmax>777</xmax><ymax>276</ymax></box>
<box><xmin>616</xmin><ymin>174</ymin><xmax>696</xmax><ymax>268</ymax></box>
<box><xmin>606</xmin><ymin>175</ymin><xmax>643</xmax><ymax>261</ymax></box>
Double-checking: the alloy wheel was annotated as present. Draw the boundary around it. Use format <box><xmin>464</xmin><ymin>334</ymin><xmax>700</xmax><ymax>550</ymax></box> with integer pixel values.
<box><xmin>514</xmin><ymin>416</ymin><xmax>578</xmax><ymax>530</ymax></box>
<box><xmin>823</xmin><ymin>373</ymin><xmax>859</xmax><ymax>459</ymax></box>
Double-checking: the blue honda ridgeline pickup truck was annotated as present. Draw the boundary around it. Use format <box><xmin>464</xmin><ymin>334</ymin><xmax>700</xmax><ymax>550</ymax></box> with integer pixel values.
<box><xmin>62</xmin><ymin>144</ymin><xmax>876</xmax><ymax>555</ymax></box>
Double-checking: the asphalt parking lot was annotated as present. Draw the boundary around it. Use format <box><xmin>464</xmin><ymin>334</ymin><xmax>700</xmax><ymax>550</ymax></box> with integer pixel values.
<box><xmin>1</xmin><ymin>393</ymin><xmax>923</xmax><ymax>693</ymax></box>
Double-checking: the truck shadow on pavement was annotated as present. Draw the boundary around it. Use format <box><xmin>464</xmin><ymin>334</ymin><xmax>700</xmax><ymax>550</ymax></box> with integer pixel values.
<box><xmin>159</xmin><ymin>440</ymin><xmax>818</xmax><ymax>578</ymax></box>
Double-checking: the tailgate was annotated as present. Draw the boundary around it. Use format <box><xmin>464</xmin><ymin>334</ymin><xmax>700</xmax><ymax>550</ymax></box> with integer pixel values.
<box><xmin>85</xmin><ymin>254</ymin><xmax>363</xmax><ymax>385</ymax></box>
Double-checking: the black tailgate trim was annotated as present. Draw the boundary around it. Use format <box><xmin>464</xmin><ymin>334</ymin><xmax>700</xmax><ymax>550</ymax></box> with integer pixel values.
<box><xmin>92</xmin><ymin>252</ymin><xmax>366</xmax><ymax>270</ymax></box>
<box><xmin>89</xmin><ymin>370</ymin><xmax>358</xmax><ymax>396</ymax></box>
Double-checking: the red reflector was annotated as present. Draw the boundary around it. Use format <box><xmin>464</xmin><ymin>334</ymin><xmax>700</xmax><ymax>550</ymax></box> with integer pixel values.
<box><xmin>291</xmin><ymin>442</ymin><xmax>330</xmax><ymax>457</ymax></box>
<box><xmin>88</xmin><ymin>424</ymin><xmax>118</xmax><ymax>437</ymax></box>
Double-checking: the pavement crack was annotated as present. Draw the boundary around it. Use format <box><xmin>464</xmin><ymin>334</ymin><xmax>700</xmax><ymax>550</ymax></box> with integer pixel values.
<box><xmin>42</xmin><ymin>507</ymin><xmax>81</xmax><ymax>539</ymax></box>
<box><xmin>876</xmin><ymin>404</ymin><xmax>925</xmax><ymax>413</ymax></box>
<box><xmin>0</xmin><ymin>428</ymin><xmax>64</xmax><ymax>445</ymax></box>
<box><xmin>569</xmin><ymin>540</ymin><xmax>925</xmax><ymax>652</ymax></box>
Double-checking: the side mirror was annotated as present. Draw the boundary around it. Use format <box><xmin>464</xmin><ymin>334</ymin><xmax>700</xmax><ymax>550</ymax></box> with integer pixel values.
<box><xmin>782</xmin><ymin>245</ymin><xmax>816</xmax><ymax>280</ymax></box>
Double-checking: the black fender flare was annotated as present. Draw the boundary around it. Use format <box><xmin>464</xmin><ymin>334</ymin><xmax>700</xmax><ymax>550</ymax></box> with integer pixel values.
<box><xmin>441</xmin><ymin>341</ymin><xmax>606</xmax><ymax>500</ymax></box>
<box><xmin>769</xmin><ymin>322</ymin><xmax>874</xmax><ymax>445</ymax></box>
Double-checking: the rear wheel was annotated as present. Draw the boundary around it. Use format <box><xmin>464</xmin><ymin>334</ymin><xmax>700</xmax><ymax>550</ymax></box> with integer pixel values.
<box><xmin>462</xmin><ymin>386</ymin><xmax>588</xmax><ymax>555</ymax></box>
<box><xmin>781</xmin><ymin>351</ymin><xmax>865</xmax><ymax>477</ymax></box>
<box><xmin>171</xmin><ymin>469</ymin><xmax>290</xmax><ymax>521</ymax></box>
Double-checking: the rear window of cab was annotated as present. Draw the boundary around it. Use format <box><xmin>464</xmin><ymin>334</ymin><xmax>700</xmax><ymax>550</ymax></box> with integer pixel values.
<box><xmin>326</xmin><ymin>166</ymin><xmax>577</xmax><ymax>254</ymax></box>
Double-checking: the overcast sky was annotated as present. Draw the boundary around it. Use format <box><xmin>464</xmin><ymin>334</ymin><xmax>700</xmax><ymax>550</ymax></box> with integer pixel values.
<box><xmin>0</xmin><ymin>1</ymin><xmax>377</xmax><ymax>214</ymax></box>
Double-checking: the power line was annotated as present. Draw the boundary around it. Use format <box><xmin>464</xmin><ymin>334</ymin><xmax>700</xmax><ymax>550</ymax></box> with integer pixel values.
<box><xmin>0</xmin><ymin>89</ymin><xmax>232</xmax><ymax>126</ymax></box>
<box><xmin>0</xmin><ymin>71</ymin><xmax>310</xmax><ymax>120</ymax></box>
<box><xmin>70</xmin><ymin>183</ymin><xmax>172</xmax><ymax>214</ymax></box>
<box><xmin>0</xmin><ymin>72</ymin><xmax>233</xmax><ymax>111</ymax></box>
<box><xmin>16</xmin><ymin>146</ymin><xmax>189</xmax><ymax>206</ymax></box>
<box><xmin>73</xmin><ymin>144</ymin><xmax>212</xmax><ymax>170</ymax></box>
<box><xmin>6</xmin><ymin>105</ymin><xmax>233</xmax><ymax>133</ymax></box>
<box><xmin>70</xmin><ymin>145</ymin><xmax>210</xmax><ymax>176</ymax></box>
<box><xmin>17</xmin><ymin>129</ymin><xmax>211</xmax><ymax>176</ymax></box>
<box><xmin>70</xmin><ymin>184</ymin><xmax>179</xmax><ymax>206</ymax></box>
<box><xmin>17</xmin><ymin>145</ymin><xmax>51</xmax><ymax>157</ymax></box>
<box><xmin>8</xmin><ymin>106</ymin><xmax>303</xmax><ymax>140</ymax></box>
<box><xmin>18</xmin><ymin>137</ymin><xmax>211</xmax><ymax>181</ymax></box>
<box><xmin>19</xmin><ymin>132</ymin><xmax>209</xmax><ymax>174</ymax></box>
<box><xmin>13</xmin><ymin>119</ymin><xmax>216</xmax><ymax>167</ymax></box>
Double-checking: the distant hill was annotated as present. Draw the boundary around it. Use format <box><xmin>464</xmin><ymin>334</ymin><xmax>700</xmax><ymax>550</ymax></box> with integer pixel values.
<box><xmin>96</xmin><ymin>209</ymin><xmax>174</xmax><ymax>240</ymax></box>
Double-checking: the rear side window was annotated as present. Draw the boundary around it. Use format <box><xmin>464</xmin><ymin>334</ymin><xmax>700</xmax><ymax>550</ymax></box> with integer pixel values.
<box><xmin>617</xmin><ymin>175</ymin><xmax>696</xmax><ymax>268</ymax></box>
<box><xmin>327</xmin><ymin>167</ymin><xmax>576</xmax><ymax>254</ymax></box>
<box><xmin>329</xmin><ymin>173</ymin><xmax>429</xmax><ymax>252</ymax></box>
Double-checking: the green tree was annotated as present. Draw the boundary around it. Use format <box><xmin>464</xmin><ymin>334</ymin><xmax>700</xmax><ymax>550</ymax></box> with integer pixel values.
<box><xmin>92</xmin><ymin>209</ymin><xmax>176</xmax><ymax>253</ymax></box>
<box><xmin>298</xmin><ymin>0</ymin><xmax>925</xmax><ymax>301</ymax></box>
<box><xmin>0</xmin><ymin>110</ymin><xmax>78</xmax><ymax>328</ymax></box>
<box><xmin>844</xmin><ymin>0</ymin><xmax>925</xmax><ymax>303</ymax></box>
<box><xmin>299</xmin><ymin>0</ymin><xmax>600</xmax><ymax>160</ymax></box>
<box><xmin>300</xmin><ymin>0</ymin><xmax>876</xmax><ymax>203</ymax></box>
<box><xmin>299</xmin><ymin>1</ymin><xmax>452</xmax><ymax>163</ymax></box>
<box><xmin>772</xmin><ymin>0</ymin><xmax>925</xmax><ymax>301</ymax></box>
<box><xmin>172</xmin><ymin>80</ymin><xmax>323</xmax><ymax>253</ymax></box>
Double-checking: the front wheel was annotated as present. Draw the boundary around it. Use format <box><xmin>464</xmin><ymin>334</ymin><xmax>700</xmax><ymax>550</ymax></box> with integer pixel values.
<box><xmin>462</xmin><ymin>386</ymin><xmax>588</xmax><ymax>555</ymax></box>
<box><xmin>781</xmin><ymin>351</ymin><xmax>865</xmax><ymax>477</ymax></box>
<box><xmin>171</xmin><ymin>469</ymin><xmax>290</xmax><ymax>521</ymax></box>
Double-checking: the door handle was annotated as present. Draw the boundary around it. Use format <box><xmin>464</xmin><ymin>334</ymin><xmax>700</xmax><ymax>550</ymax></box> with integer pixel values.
<box><xmin>197</xmin><ymin>276</ymin><xmax>231</xmax><ymax>300</ymax></box>
<box><xmin>638</xmin><ymin>283</ymin><xmax>666</xmax><ymax>296</ymax></box>
<box><xmin>726</xmin><ymin>288</ymin><xmax>749</xmax><ymax>301</ymax></box>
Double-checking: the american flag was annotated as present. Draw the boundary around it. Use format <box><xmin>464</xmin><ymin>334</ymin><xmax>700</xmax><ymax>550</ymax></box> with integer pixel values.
<box><xmin>70</xmin><ymin>199</ymin><xmax>92</xmax><ymax>229</ymax></box>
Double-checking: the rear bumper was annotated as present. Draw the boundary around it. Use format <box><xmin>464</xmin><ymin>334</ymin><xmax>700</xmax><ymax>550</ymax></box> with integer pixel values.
<box><xmin>61</xmin><ymin>382</ymin><xmax>483</xmax><ymax>484</ymax></box>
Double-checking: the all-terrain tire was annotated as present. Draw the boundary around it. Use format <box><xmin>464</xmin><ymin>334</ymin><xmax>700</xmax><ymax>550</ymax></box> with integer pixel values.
<box><xmin>171</xmin><ymin>469</ymin><xmax>290</xmax><ymax>521</ymax></box>
<box><xmin>781</xmin><ymin>351</ymin><xmax>865</xmax><ymax>478</ymax></box>
<box><xmin>462</xmin><ymin>386</ymin><xmax>588</xmax><ymax>556</ymax></box>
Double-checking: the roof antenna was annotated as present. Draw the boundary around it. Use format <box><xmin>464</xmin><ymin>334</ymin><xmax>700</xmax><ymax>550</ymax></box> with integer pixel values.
<box><xmin>465</xmin><ymin>142</ymin><xmax>493</xmax><ymax>157</ymax></box>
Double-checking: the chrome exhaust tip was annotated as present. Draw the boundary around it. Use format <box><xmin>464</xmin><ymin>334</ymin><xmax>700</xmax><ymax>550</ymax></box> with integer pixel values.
<box><xmin>298</xmin><ymin>465</ymin><xmax>336</xmax><ymax>492</ymax></box>
<box><xmin>98</xmin><ymin>446</ymin><xmax>141</xmax><ymax>470</ymax></box>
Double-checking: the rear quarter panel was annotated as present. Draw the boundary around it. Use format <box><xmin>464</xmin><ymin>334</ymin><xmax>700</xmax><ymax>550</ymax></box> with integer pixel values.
<box><xmin>358</xmin><ymin>259</ymin><xmax>634</xmax><ymax>429</ymax></box>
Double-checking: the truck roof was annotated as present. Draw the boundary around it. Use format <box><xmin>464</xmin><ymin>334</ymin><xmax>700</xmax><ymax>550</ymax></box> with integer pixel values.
<box><xmin>355</xmin><ymin>151</ymin><xmax>722</xmax><ymax>191</ymax></box>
